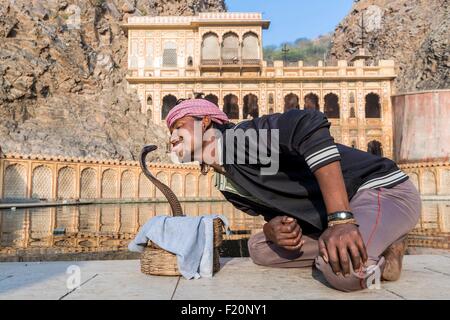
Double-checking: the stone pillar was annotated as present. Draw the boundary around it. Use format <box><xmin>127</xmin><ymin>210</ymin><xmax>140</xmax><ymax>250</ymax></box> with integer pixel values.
<box><xmin>97</xmin><ymin>168</ymin><xmax>102</xmax><ymax>199</ymax></box>
<box><xmin>392</xmin><ymin>90</ymin><xmax>450</xmax><ymax>163</ymax></box>
<box><xmin>52</xmin><ymin>164</ymin><xmax>57</xmax><ymax>200</ymax></box>
<box><xmin>117</xmin><ymin>168</ymin><xmax>122</xmax><ymax>199</ymax></box>
<box><xmin>26</xmin><ymin>161</ymin><xmax>32</xmax><ymax>198</ymax></box>
<box><xmin>75</xmin><ymin>163</ymin><xmax>81</xmax><ymax>199</ymax></box>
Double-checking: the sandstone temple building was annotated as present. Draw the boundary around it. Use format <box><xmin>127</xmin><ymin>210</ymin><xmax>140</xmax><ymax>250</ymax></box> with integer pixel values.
<box><xmin>123</xmin><ymin>12</ymin><xmax>396</xmax><ymax>158</ymax></box>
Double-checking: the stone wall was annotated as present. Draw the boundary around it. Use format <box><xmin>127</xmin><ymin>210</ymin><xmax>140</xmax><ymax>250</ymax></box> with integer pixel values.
<box><xmin>399</xmin><ymin>162</ymin><xmax>450</xmax><ymax>198</ymax></box>
<box><xmin>330</xmin><ymin>0</ymin><xmax>450</xmax><ymax>93</ymax></box>
<box><xmin>0</xmin><ymin>0</ymin><xmax>225</xmax><ymax>161</ymax></box>
<box><xmin>0</xmin><ymin>153</ymin><xmax>222</xmax><ymax>202</ymax></box>
<box><xmin>3</xmin><ymin>151</ymin><xmax>448</xmax><ymax>202</ymax></box>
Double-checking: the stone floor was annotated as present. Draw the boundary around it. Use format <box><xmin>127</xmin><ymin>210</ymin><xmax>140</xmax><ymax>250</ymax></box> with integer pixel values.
<box><xmin>0</xmin><ymin>255</ymin><xmax>449</xmax><ymax>300</ymax></box>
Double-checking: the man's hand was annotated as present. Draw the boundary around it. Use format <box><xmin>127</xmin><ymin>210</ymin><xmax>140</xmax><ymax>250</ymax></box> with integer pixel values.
<box><xmin>318</xmin><ymin>224</ymin><xmax>368</xmax><ymax>276</ymax></box>
<box><xmin>263</xmin><ymin>216</ymin><xmax>304</xmax><ymax>251</ymax></box>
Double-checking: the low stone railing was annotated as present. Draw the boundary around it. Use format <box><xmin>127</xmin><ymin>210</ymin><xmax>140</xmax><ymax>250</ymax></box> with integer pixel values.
<box><xmin>0</xmin><ymin>153</ymin><xmax>223</xmax><ymax>202</ymax></box>
<box><xmin>398</xmin><ymin>161</ymin><xmax>450</xmax><ymax>197</ymax></box>
<box><xmin>2</xmin><ymin>153</ymin><xmax>448</xmax><ymax>202</ymax></box>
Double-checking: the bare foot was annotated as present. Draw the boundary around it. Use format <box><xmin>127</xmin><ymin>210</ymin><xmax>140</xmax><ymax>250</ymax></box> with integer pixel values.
<box><xmin>381</xmin><ymin>237</ymin><xmax>408</xmax><ymax>281</ymax></box>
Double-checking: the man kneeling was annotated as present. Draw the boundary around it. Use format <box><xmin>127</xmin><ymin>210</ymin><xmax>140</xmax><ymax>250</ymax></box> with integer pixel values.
<box><xmin>165</xmin><ymin>98</ymin><xmax>421</xmax><ymax>292</ymax></box>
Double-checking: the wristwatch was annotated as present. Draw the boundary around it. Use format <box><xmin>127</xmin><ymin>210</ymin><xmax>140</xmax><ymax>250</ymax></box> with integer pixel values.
<box><xmin>327</xmin><ymin>211</ymin><xmax>354</xmax><ymax>222</ymax></box>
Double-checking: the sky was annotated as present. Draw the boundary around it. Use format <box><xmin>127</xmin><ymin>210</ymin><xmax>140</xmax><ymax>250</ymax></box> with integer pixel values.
<box><xmin>226</xmin><ymin>0</ymin><xmax>355</xmax><ymax>47</ymax></box>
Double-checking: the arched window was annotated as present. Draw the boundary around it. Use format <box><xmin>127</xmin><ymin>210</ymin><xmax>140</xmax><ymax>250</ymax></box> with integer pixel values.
<box><xmin>170</xmin><ymin>173</ymin><xmax>183</xmax><ymax>197</ymax></box>
<box><xmin>324</xmin><ymin>93</ymin><xmax>340</xmax><ymax>118</ymax></box>
<box><xmin>367</xmin><ymin>140</ymin><xmax>383</xmax><ymax>157</ymax></box>
<box><xmin>161</xmin><ymin>94</ymin><xmax>178</xmax><ymax>120</ymax></box>
<box><xmin>222</xmin><ymin>33</ymin><xmax>239</xmax><ymax>62</ymax></box>
<box><xmin>187</xmin><ymin>56</ymin><xmax>193</xmax><ymax>66</ymax></box>
<box><xmin>185</xmin><ymin>174</ymin><xmax>196</xmax><ymax>197</ymax></box>
<box><xmin>268</xmin><ymin>93</ymin><xmax>274</xmax><ymax>105</ymax></box>
<box><xmin>242</xmin><ymin>32</ymin><xmax>259</xmax><ymax>62</ymax></box>
<box><xmin>80</xmin><ymin>168</ymin><xmax>96</xmax><ymax>199</ymax></box>
<box><xmin>121</xmin><ymin>170</ymin><xmax>135</xmax><ymax>199</ymax></box>
<box><xmin>57</xmin><ymin>167</ymin><xmax>76</xmax><ymax>199</ymax></box>
<box><xmin>3</xmin><ymin>164</ymin><xmax>27</xmax><ymax>199</ymax></box>
<box><xmin>422</xmin><ymin>171</ymin><xmax>437</xmax><ymax>195</ymax></box>
<box><xmin>223</xmin><ymin>94</ymin><xmax>239</xmax><ymax>119</ymax></box>
<box><xmin>365</xmin><ymin>93</ymin><xmax>381</xmax><ymax>118</ymax></box>
<box><xmin>101</xmin><ymin>169</ymin><xmax>118</xmax><ymax>198</ymax></box>
<box><xmin>32</xmin><ymin>165</ymin><xmax>52</xmax><ymax>199</ymax></box>
<box><xmin>204</xmin><ymin>94</ymin><xmax>219</xmax><ymax>106</ymax></box>
<box><xmin>284</xmin><ymin>93</ymin><xmax>299</xmax><ymax>112</ymax></box>
<box><xmin>243</xmin><ymin>94</ymin><xmax>259</xmax><ymax>119</ymax></box>
<box><xmin>304</xmin><ymin>93</ymin><xmax>320</xmax><ymax>111</ymax></box>
<box><xmin>139</xmin><ymin>172</ymin><xmax>154</xmax><ymax>198</ymax></box>
<box><xmin>155</xmin><ymin>172</ymin><xmax>168</xmax><ymax>198</ymax></box>
<box><xmin>163</xmin><ymin>41</ymin><xmax>177</xmax><ymax>68</ymax></box>
<box><xmin>201</xmin><ymin>33</ymin><xmax>220</xmax><ymax>61</ymax></box>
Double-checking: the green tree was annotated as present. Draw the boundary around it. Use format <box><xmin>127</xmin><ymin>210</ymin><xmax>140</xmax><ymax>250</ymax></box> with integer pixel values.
<box><xmin>263</xmin><ymin>34</ymin><xmax>332</xmax><ymax>65</ymax></box>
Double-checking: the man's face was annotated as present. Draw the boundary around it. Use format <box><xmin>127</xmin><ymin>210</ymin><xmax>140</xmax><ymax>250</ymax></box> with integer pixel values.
<box><xmin>169</xmin><ymin>116</ymin><xmax>202</xmax><ymax>163</ymax></box>
<box><xmin>169</xmin><ymin>116</ymin><xmax>195</xmax><ymax>163</ymax></box>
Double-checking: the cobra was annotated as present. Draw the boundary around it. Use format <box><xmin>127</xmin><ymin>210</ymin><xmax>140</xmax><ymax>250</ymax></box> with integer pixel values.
<box><xmin>139</xmin><ymin>145</ymin><xmax>184</xmax><ymax>217</ymax></box>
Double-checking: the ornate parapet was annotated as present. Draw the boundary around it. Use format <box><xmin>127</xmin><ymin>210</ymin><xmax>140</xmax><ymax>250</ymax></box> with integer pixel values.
<box><xmin>123</xmin><ymin>12</ymin><xmax>270</xmax><ymax>30</ymax></box>
<box><xmin>126</xmin><ymin>59</ymin><xmax>396</xmax><ymax>81</ymax></box>
<box><xmin>0</xmin><ymin>153</ymin><xmax>222</xmax><ymax>202</ymax></box>
<box><xmin>398</xmin><ymin>161</ymin><xmax>450</xmax><ymax>196</ymax></box>
<box><xmin>0</xmin><ymin>152</ymin><xmax>197</xmax><ymax>169</ymax></box>
<box><xmin>260</xmin><ymin>59</ymin><xmax>395</xmax><ymax>79</ymax></box>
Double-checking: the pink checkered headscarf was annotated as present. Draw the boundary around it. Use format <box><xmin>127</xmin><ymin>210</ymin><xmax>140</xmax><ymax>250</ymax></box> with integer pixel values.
<box><xmin>166</xmin><ymin>99</ymin><xmax>229</xmax><ymax>129</ymax></box>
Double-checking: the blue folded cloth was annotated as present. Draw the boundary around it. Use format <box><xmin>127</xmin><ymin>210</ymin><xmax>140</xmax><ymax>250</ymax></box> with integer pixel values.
<box><xmin>128</xmin><ymin>215</ymin><xmax>229</xmax><ymax>279</ymax></box>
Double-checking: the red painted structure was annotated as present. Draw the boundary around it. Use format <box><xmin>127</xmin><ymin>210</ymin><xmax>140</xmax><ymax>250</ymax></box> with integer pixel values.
<box><xmin>392</xmin><ymin>90</ymin><xmax>450</xmax><ymax>164</ymax></box>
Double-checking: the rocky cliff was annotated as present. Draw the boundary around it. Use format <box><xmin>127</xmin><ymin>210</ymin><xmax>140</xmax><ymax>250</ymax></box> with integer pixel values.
<box><xmin>0</xmin><ymin>0</ymin><xmax>226</xmax><ymax>161</ymax></box>
<box><xmin>330</xmin><ymin>0</ymin><xmax>449</xmax><ymax>93</ymax></box>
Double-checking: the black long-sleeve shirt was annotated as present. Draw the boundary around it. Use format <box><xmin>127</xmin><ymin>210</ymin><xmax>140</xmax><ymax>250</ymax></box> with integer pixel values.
<box><xmin>217</xmin><ymin>109</ymin><xmax>408</xmax><ymax>232</ymax></box>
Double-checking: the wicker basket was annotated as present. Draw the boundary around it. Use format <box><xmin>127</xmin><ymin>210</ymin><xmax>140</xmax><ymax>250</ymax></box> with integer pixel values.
<box><xmin>140</xmin><ymin>218</ymin><xmax>223</xmax><ymax>276</ymax></box>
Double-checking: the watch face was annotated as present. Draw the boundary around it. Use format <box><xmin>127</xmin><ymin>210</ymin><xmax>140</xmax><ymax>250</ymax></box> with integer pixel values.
<box><xmin>328</xmin><ymin>211</ymin><xmax>352</xmax><ymax>222</ymax></box>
